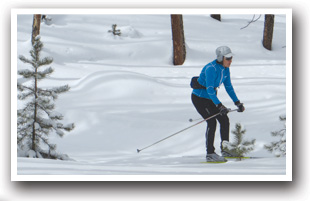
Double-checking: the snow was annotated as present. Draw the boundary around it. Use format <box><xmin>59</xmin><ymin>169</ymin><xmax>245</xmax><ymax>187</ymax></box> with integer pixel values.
<box><xmin>13</xmin><ymin>11</ymin><xmax>291</xmax><ymax>181</ymax></box>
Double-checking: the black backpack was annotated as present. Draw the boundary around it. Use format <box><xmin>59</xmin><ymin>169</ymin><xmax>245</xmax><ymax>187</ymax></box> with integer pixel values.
<box><xmin>190</xmin><ymin>76</ymin><xmax>206</xmax><ymax>89</ymax></box>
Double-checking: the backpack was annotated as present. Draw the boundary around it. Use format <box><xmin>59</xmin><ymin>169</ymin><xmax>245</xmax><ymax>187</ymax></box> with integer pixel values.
<box><xmin>190</xmin><ymin>76</ymin><xmax>206</xmax><ymax>89</ymax></box>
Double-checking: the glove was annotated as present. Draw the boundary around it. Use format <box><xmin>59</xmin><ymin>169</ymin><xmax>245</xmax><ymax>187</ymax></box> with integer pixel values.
<box><xmin>235</xmin><ymin>101</ymin><xmax>245</xmax><ymax>112</ymax></box>
<box><xmin>216</xmin><ymin>103</ymin><xmax>229</xmax><ymax>116</ymax></box>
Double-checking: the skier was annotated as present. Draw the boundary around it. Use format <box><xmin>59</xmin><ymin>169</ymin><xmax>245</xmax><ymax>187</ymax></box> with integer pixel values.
<box><xmin>191</xmin><ymin>46</ymin><xmax>245</xmax><ymax>162</ymax></box>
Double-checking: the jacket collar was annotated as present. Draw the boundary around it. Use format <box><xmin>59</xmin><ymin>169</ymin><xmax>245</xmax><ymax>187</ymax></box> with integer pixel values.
<box><xmin>214</xmin><ymin>59</ymin><xmax>226</xmax><ymax>70</ymax></box>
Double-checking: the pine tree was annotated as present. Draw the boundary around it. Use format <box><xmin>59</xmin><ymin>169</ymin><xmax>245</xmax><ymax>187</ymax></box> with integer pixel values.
<box><xmin>17</xmin><ymin>36</ymin><xmax>74</xmax><ymax>160</ymax></box>
<box><xmin>108</xmin><ymin>24</ymin><xmax>121</xmax><ymax>36</ymax></box>
<box><xmin>222</xmin><ymin>123</ymin><xmax>256</xmax><ymax>159</ymax></box>
<box><xmin>264</xmin><ymin>116</ymin><xmax>286</xmax><ymax>157</ymax></box>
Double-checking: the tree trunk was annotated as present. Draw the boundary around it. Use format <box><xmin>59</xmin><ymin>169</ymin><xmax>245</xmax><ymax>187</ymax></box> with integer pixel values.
<box><xmin>31</xmin><ymin>63</ymin><xmax>38</xmax><ymax>151</ymax></box>
<box><xmin>171</xmin><ymin>14</ymin><xmax>186</xmax><ymax>65</ymax></box>
<box><xmin>32</xmin><ymin>14</ymin><xmax>41</xmax><ymax>45</ymax></box>
<box><xmin>211</xmin><ymin>14</ymin><xmax>221</xmax><ymax>21</ymax></box>
<box><xmin>263</xmin><ymin>14</ymin><xmax>275</xmax><ymax>51</ymax></box>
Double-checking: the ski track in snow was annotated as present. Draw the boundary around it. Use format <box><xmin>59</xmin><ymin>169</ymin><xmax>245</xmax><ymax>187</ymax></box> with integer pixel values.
<box><xmin>18</xmin><ymin>156</ymin><xmax>286</xmax><ymax>176</ymax></box>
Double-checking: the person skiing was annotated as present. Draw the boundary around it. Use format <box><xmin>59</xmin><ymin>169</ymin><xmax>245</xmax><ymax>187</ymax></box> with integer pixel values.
<box><xmin>191</xmin><ymin>46</ymin><xmax>245</xmax><ymax>162</ymax></box>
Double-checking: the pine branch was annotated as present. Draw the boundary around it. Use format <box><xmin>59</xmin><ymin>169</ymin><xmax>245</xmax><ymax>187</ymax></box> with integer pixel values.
<box><xmin>264</xmin><ymin>115</ymin><xmax>286</xmax><ymax>157</ymax></box>
<box><xmin>64</xmin><ymin>123</ymin><xmax>75</xmax><ymax>132</ymax></box>
<box><xmin>49</xmin><ymin>111</ymin><xmax>64</xmax><ymax>120</ymax></box>
<box><xmin>37</xmin><ymin>98</ymin><xmax>55</xmax><ymax>115</ymax></box>
<box><xmin>36</xmin><ymin>67</ymin><xmax>54</xmax><ymax>80</ymax></box>
<box><xmin>279</xmin><ymin>116</ymin><xmax>286</xmax><ymax>121</ymax></box>
<box><xmin>37</xmin><ymin>134</ymin><xmax>56</xmax><ymax>151</ymax></box>
<box><xmin>19</xmin><ymin>55</ymin><xmax>36</xmax><ymax>67</ymax></box>
<box><xmin>52</xmin><ymin>85</ymin><xmax>70</xmax><ymax>94</ymax></box>
<box><xmin>18</xmin><ymin>92</ymin><xmax>34</xmax><ymax>100</ymax></box>
<box><xmin>18</xmin><ymin>69</ymin><xmax>36</xmax><ymax>79</ymax></box>
<box><xmin>38</xmin><ymin>57</ymin><xmax>53</xmax><ymax>67</ymax></box>
<box><xmin>17</xmin><ymin>83</ymin><xmax>34</xmax><ymax>92</ymax></box>
<box><xmin>17</xmin><ymin>131</ymin><xmax>31</xmax><ymax>145</ymax></box>
<box><xmin>17</xmin><ymin>83</ymin><xmax>35</xmax><ymax>100</ymax></box>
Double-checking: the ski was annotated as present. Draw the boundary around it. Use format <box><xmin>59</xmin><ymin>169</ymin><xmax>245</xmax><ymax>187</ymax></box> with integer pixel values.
<box><xmin>201</xmin><ymin>161</ymin><xmax>227</xmax><ymax>164</ymax></box>
<box><xmin>224</xmin><ymin>156</ymin><xmax>262</xmax><ymax>160</ymax></box>
<box><xmin>225</xmin><ymin>156</ymin><xmax>251</xmax><ymax>159</ymax></box>
<box><xmin>201</xmin><ymin>157</ymin><xmax>263</xmax><ymax>164</ymax></box>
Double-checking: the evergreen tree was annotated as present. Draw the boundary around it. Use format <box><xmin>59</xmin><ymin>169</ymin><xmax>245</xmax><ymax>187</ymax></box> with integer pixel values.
<box><xmin>264</xmin><ymin>116</ymin><xmax>286</xmax><ymax>157</ymax></box>
<box><xmin>108</xmin><ymin>24</ymin><xmax>121</xmax><ymax>36</ymax></box>
<box><xmin>17</xmin><ymin>36</ymin><xmax>74</xmax><ymax>159</ymax></box>
<box><xmin>222</xmin><ymin>123</ymin><xmax>256</xmax><ymax>159</ymax></box>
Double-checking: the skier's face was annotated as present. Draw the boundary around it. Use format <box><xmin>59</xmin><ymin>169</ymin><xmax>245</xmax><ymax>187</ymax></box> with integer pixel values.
<box><xmin>223</xmin><ymin>57</ymin><xmax>232</xmax><ymax>67</ymax></box>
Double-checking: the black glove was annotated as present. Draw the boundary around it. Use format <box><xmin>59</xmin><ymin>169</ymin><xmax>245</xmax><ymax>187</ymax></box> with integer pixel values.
<box><xmin>235</xmin><ymin>101</ymin><xmax>245</xmax><ymax>112</ymax></box>
<box><xmin>216</xmin><ymin>103</ymin><xmax>229</xmax><ymax>115</ymax></box>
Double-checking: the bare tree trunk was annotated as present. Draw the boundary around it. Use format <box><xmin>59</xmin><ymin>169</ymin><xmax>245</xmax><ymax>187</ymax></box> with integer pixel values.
<box><xmin>263</xmin><ymin>14</ymin><xmax>275</xmax><ymax>51</ymax></box>
<box><xmin>211</xmin><ymin>14</ymin><xmax>221</xmax><ymax>21</ymax></box>
<box><xmin>171</xmin><ymin>14</ymin><xmax>186</xmax><ymax>65</ymax></box>
<box><xmin>32</xmin><ymin>14</ymin><xmax>41</xmax><ymax>45</ymax></box>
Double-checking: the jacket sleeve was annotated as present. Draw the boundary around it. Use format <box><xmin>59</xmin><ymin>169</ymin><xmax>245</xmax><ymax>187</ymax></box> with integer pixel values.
<box><xmin>223</xmin><ymin>70</ymin><xmax>239</xmax><ymax>103</ymax></box>
<box><xmin>205</xmin><ymin>67</ymin><xmax>221</xmax><ymax>105</ymax></box>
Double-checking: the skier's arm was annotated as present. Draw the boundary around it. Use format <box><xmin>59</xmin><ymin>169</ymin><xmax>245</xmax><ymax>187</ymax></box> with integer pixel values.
<box><xmin>223</xmin><ymin>70</ymin><xmax>239</xmax><ymax>103</ymax></box>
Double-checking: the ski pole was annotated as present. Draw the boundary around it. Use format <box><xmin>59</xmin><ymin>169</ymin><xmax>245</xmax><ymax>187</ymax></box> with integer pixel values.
<box><xmin>189</xmin><ymin>108</ymin><xmax>239</xmax><ymax>122</ymax></box>
<box><xmin>137</xmin><ymin>109</ymin><xmax>238</xmax><ymax>153</ymax></box>
<box><xmin>188</xmin><ymin>117</ymin><xmax>201</xmax><ymax>122</ymax></box>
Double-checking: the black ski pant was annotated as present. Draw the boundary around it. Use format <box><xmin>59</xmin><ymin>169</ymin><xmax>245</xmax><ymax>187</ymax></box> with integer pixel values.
<box><xmin>191</xmin><ymin>94</ymin><xmax>230</xmax><ymax>154</ymax></box>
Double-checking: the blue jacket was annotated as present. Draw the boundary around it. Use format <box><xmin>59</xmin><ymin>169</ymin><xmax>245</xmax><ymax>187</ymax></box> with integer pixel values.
<box><xmin>192</xmin><ymin>60</ymin><xmax>239</xmax><ymax>105</ymax></box>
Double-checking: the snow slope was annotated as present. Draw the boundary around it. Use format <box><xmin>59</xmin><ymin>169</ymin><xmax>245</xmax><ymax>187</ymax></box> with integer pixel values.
<box><xmin>15</xmin><ymin>12</ymin><xmax>289</xmax><ymax>180</ymax></box>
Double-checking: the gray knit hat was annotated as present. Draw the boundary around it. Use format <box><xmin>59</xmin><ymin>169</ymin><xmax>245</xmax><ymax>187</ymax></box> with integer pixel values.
<box><xmin>216</xmin><ymin>46</ymin><xmax>234</xmax><ymax>62</ymax></box>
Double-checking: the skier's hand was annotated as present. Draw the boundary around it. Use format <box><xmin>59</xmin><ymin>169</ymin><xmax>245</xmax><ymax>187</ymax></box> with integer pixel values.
<box><xmin>235</xmin><ymin>101</ymin><xmax>245</xmax><ymax>112</ymax></box>
<box><xmin>216</xmin><ymin>103</ymin><xmax>229</xmax><ymax>115</ymax></box>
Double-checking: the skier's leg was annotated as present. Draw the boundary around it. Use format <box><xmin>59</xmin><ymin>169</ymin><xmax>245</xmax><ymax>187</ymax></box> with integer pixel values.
<box><xmin>204</xmin><ymin>99</ymin><xmax>222</xmax><ymax>154</ymax></box>
<box><xmin>191</xmin><ymin>94</ymin><xmax>217</xmax><ymax>154</ymax></box>
<box><xmin>191</xmin><ymin>94</ymin><xmax>210</xmax><ymax>119</ymax></box>
<box><xmin>206</xmin><ymin>118</ymin><xmax>216</xmax><ymax>154</ymax></box>
<box><xmin>216</xmin><ymin>114</ymin><xmax>230</xmax><ymax>150</ymax></box>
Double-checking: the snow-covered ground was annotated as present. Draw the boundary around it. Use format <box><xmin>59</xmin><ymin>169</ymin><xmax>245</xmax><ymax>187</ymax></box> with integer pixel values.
<box><xmin>13</xmin><ymin>11</ymin><xmax>290</xmax><ymax>180</ymax></box>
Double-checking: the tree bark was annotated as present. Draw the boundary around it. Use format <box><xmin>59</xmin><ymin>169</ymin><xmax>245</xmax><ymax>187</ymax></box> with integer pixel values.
<box><xmin>263</xmin><ymin>14</ymin><xmax>275</xmax><ymax>51</ymax></box>
<box><xmin>32</xmin><ymin>14</ymin><xmax>41</xmax><ymax>45</ymax></box>
<box><xmin>171</xmin><ymin>14</ymin><xmax>186</xmax><ymax>65</ymax></box>
<box><xmin>211</xmin><ymin>14</ymin><xmax>221</xmax><ymax>21</ymax></box>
